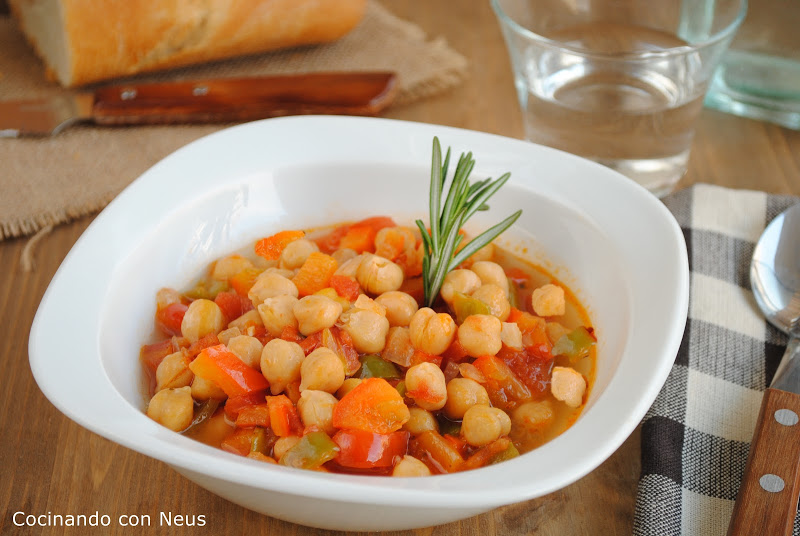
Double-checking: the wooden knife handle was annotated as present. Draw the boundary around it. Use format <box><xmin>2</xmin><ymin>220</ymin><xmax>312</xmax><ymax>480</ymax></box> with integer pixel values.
<box><xmin>727</xmin><ymin>388</ymin><xmax>800</xmax><ymax>536</ymax></box>
<box><xmin>89</xmin><ymin>72</ymin><xmax>397</xmax><ymax>125</ymax></box>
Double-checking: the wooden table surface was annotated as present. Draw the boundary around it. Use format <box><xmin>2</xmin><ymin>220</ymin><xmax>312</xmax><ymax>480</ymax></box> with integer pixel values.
<box><xmin>2</xmin><ymin>2</ymin><xmax>799</xmax><ymax>535</ymax></box>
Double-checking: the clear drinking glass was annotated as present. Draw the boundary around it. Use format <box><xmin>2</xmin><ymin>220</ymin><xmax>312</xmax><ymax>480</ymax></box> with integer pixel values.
<box><xmin>492</xmin><ymin>0</ymin><xmax>747</xmax><ymax>197</ymax></box>
<box><xmin>705</xmin><ymin>0</ymin><xmax>800</xmax><ymax>130</ymax></box>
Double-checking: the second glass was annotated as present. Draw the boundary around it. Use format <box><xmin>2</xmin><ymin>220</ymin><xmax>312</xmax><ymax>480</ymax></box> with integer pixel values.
<box><xmin>492</xmin><ymin>0</ymin><xmax>746</xmax><ymax>197</ymax></box>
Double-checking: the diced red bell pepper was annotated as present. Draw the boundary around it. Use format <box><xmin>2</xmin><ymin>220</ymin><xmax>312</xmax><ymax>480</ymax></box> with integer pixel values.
<box><xmin>332</xmin><ymin>429</ymin><xmax>409</xmax><ymax>469</ymax></box>
<box><xmin>254</xmin><ymin>230</ymin><xmax>305</xmax><ymax>260</ymax></box>
<box><xmin>155</xmin><ymin>302</ymin><xmax>188</xmax><ymax>337</ymax></box>
<box><xmin>184</xmin><ymin>333</ymin><xmax>221</xmax><ymax>360</ymax></box>
<box><xmin>229</xmin><ymin>267</ymin><xmax>261</xmax><ymax>297</ymax></box>
<box><xmin>189</xmin><ymin>344</ymin><xmax>269</xmax><ymax>397</ymax></box>
<box><xmin>224</xmin><ymin>390</ymin><xmax>268</xmax><ymax>420</ymax></box>
<box><xmin>267</xmin><ymin>395</ymin><xmax>303</xmax><ymax>437</ymax></box>
<box><xmin>235</xmin><ymin>403</ymin><xmax>271</xmax><ymax>428</ymax></box>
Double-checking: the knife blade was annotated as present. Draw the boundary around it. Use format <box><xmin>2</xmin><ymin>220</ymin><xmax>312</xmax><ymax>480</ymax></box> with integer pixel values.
<box><xmin>0</xmin><ymin>72</ymin><xmax>398</xmax><ymax>137</ymax></box>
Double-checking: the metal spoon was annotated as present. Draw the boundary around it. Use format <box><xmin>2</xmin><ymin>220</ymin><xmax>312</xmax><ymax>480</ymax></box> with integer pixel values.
<box><xmin>727</xmin><ymin>203</ymin><xmax>800</xmax><ymax>536</ymax></box>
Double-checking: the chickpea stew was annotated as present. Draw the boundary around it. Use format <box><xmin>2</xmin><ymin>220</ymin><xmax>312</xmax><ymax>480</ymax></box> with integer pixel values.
<box><xmin>141</xmin><ymin>217</ymin><xmax>596</xmax><ymax>476</ymax></box>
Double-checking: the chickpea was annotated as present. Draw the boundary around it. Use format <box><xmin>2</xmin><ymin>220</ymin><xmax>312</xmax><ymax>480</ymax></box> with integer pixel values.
<box><xmin>257</xmin><ymin>295</ymin><xmax>299</xmax><ymax>336</ymax></box>
<box><xmin>147</xmin><ymin>386</ymin><xmax>194</xmax><ymax>432</ymax></box>
<box><xmin>470</xmin><ymin>261</ymin><xmax>510</xmax><ymax>295</ymax></box>
<box><xmin>464</xmin><ymin>241</ymin><xmax>494</xmax><ymax>265</ymax></box>
<box><xmin>375</xmin><ymin>291</ymin><xmax>418</xmax><ymax>327</ymax></box>
<box><xmin>248</xmin><ymin>272</ymin><xmax>298</xmax><ymax>306</ymax></box>
<box><xmin>336</xmin><ymin>378</ymin><xmax>362</xmax><ymax>399</ymax></box>
<box><xmin>339</xmin><ymin>309</ymin><xmax>390</xmax><ymax>354</ymax></box>
<box><xmin>356</xmin><ymin>254</ymin><xmax>404</xmax><ymax>295</ymax></box>
<box><xmin>217</xmin><ymin>327</ymin><xmax>243</xmax><ymax>346</ymax></box>
<box><xmin>457</xmin><ymin>314</ymin><xmax>502</xmax><ymax>357</ymax></box>
<box><xmin>443</xmin><ymin>378</ymin><xmax>490</xmax><ymax>420</ymax></box>
<box><xmin>403</xmin><ymin>407</ymin><xmax>439</xmax><ymax>435</ymax></box>
<box><xmin>263</xmin><ymin>267</ymin><xmax>296</xmax><ymax>279</ymax></box>
<box><xmin>227</xmin><ymin>310</ymin><xmax>263</xmax><ymax>331</ymax></box>
<box><xmin>261</xmin><ymin>338</ymin><xmax>305</xmax><ymax>395</ymax></box>
<box><xmin>500</xmin><ymin>322</ymin><xmax>523</xmax><ymax>350</ymax></box>
<box><xmin>470</xmin><ymin>284</ymin><xmax>511</xmax><ymax>321</ymax></box>
<box><xmin>531</xmin><ymin>283</ymin><xmax>566</xmax><ymax>317</ymax></box>
<box><xmin>439</xmin><ymin>269</ymin><xmax>481</xmax><ymax>306</ymax></box>
<box><xmin>408</xmin><ymin>308</ymin><xmax>457</xmax><ymax>355</ymax></box>
<box><xmin>212</xmin><ymin>254</ymin><xmax>255</xmax><ymax>281</ymax></box>
<box><xmin>181</xmin><ymin>299</ymin><xmax>226</xmax><ymax>342</ymax></box>
<box><xmin>461</xmin><ymin>405</ymin><xmax>511</xmax><ymax>447</ymax></box>
<box><xmin>405</xmin><ymin>362</ymin><xmax>447</xmax><ymax>411</ymax></box>
<box><xmin>156</xmin><ymin>351</ymin><xmax>193</xmax><ymax>391</ymax></box>
<box><xmin>353</xmin><ymin>294</ymin><xmax>387</xmax><ymax>317</ymax></box>
<box><xmin>392</xmin><ymin>455</ymin><xmax>432</xmax><ymax>477</ymax></box>
<box><xmin>334</xmin><ymin>253</ymin><xmax>367</xmax><ymax>278</ymax></box>
<box><xmin>279</xmin><ymin>238</ymin><xmax>319</xmax><ymax>270</ymax></box>
<box><xmin>293</xmin><ymin>295</ymin><xmax>343</xmax><ymax>336</ymax></box>
<box><xmin>299</xmin><ymin>347</ymin><xmax>345</xmax><ymax>393</ymax></box>
<box><xmin>273</xmin><ymin>436</ymin><xmax>301</xmax><ymax>461</ymax></box>
<box><xmin>155</xmin><ymin>287</ymin><xmax>182</xmax><ymax>309</ymax></box>
<box><xmin>297</xmin><ymin>390</ymin><xmax>339</xmax><ymax>434</ymax></box>
<box><xmin>227</xmin><ymin>335</ymin><xmax>264</xmax><ymax>369</ymax></box>
<box><xmin>511</xmin><ymin>400</ymin><xmax>555</xmax><ymax>439</ymax></box>
<box><xmin>191</xmin><ymin>374</ymin><xmax>227</xmax><ymax>400</ymax></box>
<box><xmin>550</xmin><ymin>366</ymin><xmax>587</xmax><ymax>408</ymax></box>
<box><xmin>332</xmin><ymin>247</ymin><xmax>358</xmax><ymax>266</ymax></box>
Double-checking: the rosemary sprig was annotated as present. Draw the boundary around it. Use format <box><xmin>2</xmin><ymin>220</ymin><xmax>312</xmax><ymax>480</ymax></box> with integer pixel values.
<box><xmin>415</xmin><ymin>137</ymin><xmax>522</xmax><ymax>307</ymax></box>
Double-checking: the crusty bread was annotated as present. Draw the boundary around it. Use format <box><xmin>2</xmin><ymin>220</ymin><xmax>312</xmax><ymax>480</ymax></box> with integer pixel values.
<box><xmin>9</xmin><ymin>0</ymin><xmax>368</xmax><ymax>87</ymax></box>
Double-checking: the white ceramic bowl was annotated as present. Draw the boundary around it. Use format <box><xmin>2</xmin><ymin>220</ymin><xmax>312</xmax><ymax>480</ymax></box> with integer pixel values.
<box><xmin>29</xmin><ymin>116</ymin><xmax>688</xmax><ymax>531</ymax></box>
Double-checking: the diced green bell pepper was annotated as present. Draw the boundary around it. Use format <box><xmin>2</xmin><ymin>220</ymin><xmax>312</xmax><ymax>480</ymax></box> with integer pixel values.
<box><xmin>395</xmin><ymin>380</ymin><xmax>407</xmax><ymax>398</ymax></box>
<box><xmin>490</xmin><ymin>442</ymin><xmax>520</xmax><ymax>464</ymax></box>
<box><xmin>452</xmin><ymin>292</ymin><xmax>490</xmax><ymax>324</ymax></box>
<box><xmin>507</xmin><ymin>277</ymin><xmax>520</xmax><ymax>309</ymax></box>
<box><xmin>358</xmin><ymin>354</ymin><xmax>401</xmax><ymax>380</ymax></box>
<box><xmin>279</xmin><ymin>431</ymin><xmax>340</xmax><ymax>469</ymax></box>
<box><xmin>552</xmin><ymin>326</ymin><xmax>596</xmax><ymax>361</ymax></box>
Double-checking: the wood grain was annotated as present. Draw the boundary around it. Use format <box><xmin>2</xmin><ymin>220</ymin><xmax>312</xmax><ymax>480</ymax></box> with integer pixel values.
<box><xmin>726</xmin><ymin>388</ymin><xmax>800</xmax><ymax>536</ymax></box>
<box><xmin>1</xmin><ymin>1</ymin><xmax>799</xmax><ymax>535</ymax></box>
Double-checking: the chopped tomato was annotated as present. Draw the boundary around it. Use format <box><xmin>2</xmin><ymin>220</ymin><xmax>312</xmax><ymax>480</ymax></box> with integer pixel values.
<box><xmin>314</xmin><ymin>225</ymin><xmax>349</xmax><ymax>254</ymax></box>
<box><xmin>224</xmin><ymin>390</ymin><xmax>268</xmax><ymax>420</ymax></box>
<box><xmin>409</xmin><ymin>350</ymin><xmax>442</xmax><ymax>368</ymax></box>
<box><xmin>189</xmin><ymin>344</ymin><xmax>269</xmax><ymax>397</ymax></box>
<box><xmin>214</xmin><ymin>291</ymin><xmax>254</xmax><ymax>322</ymax></box>
<box><xmin>329</xmin><ymin>275</ymin><xmax>360</xmax><ymax>301</ymax></box>
<box><xmin>322</xmin><ymin>326</ymin><xmax>360</xmax><ymax>376</ymax></box>
<box><xmin>299</xmin><ymin>331</ymin><xmax>323</xmax><ymax>355</ymax></box>
<box><xmin>507</xmin><ymin>308</ymin><xmax>553</xmax><ymax>360</ymax></box>
<box><xmin>267</xmin><ymin>395</ymin><xmax>303</xmax><ymax>437</ymax></box>
<box><xmin>184</xmin><ymin>333</ymin><xmax>220</xmax><ymax>360</ymax></box>
<box><xmin>332</xmin><ymin>429</ymin><xmax>409</xmax><ymax>469</ymax></box>
<box><xmin>140</xmin><ymin>338</ymin><xmax>179</xmax><ymax>374</ymax></box>
<box><xmin>399</xmin><ymin>276</ymin><xmax>425</xmax><ymax>306</ymax></box>
<box><xmin>497</xmin><ymin>345</ymin><xmax>553</xmax><ymax>398</ymax></box>
<box><xmin>279</xmin><ymin>325</ymin><xmax>304</xmax><ymax>344</ymax></box>
<box><xmin>254</xmin><ymin>230</ymin><xmax>305</xmax><ymax>260</ymax></box>
<box><xmin>313</xmin><ymin>216</ymin><xmax>396</xmax><ymax>254</ymax></box>
<box><xmin>441</xmin><ymin>338</ymin><xmax>469</xmax><ymax>363</ymax></box>
<box><xmin>472</xmin><ymin>355</ymin><xmax>532</xmax><ymax>410</ymax></box>
<box><xmin>333</xmin><ymin>378</ymin><xmax>410</xmax><ymax>434</ymax></box>
<box><xmin>155</xmin><ymin>302</ymin><xmax>188</xmax><ymax>337</ymax></box>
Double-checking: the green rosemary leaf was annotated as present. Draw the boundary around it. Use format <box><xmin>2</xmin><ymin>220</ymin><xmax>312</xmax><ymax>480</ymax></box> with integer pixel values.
<box><xmin>448</xmin><ymin>210</ymin><xmax>522</xmax><ymax>271</ymax></box>
<box><xmin>429</xmin><ymin>138</ymin><xmax>443</xmax><ymax>251</ymax></box>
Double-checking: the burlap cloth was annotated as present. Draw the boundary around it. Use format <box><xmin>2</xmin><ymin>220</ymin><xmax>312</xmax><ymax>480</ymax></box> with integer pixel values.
<box><xmin>0</xmin><ymin>1</ymin><xmax>468</xmax><ymax>241</ymax></box>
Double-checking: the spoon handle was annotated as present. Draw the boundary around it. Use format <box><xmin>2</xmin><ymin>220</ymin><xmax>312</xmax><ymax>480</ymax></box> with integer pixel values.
<box><xmin>726</xmin><ymin>387</ymin><xmax>800</xmax><ymax>536</ymax></box>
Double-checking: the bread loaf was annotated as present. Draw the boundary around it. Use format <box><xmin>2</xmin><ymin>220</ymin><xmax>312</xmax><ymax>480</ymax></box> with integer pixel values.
<box><xmin>9</xmin><ymin>0</ymin><xmax>368</xmax><ymax>87</ymax></box>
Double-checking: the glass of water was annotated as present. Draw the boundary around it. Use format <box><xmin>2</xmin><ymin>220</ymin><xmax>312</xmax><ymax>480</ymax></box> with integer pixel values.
<box><xmin>492</xmin><ymin>0</ymin><xmax>746</xmax><ymax>197</ymax></box>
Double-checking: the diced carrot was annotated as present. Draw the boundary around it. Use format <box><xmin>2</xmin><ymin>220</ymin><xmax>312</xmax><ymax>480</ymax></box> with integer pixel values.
<box><xmin>254</xmin><ymin>230</ymin><xmax>305</xmax><ymax>260</ymax></box>
<box><xmin>332</xmin><ymin>377</ymin><xmax>410</xmax><ymax>434</ymax></box>
<box><xmin>338</xmin><ymin>225</ymin><xmax>376</xmax><ymax>253</ymax></box>
<box><xmin>189</xmin><ymin>344</ymin><xmax>269</xmax><ymax>397</ymax></box>
<box><xmin>292</xmin><ymin>252</ymin><xmax>338</xmax><ymax>297</ymax></box>
<box><xmin>330</xmin><ymin>275</ymin><xmax>360</xmax><ymax>301</ymax></box>
<box><xmin>229</xmin><ymin>267</ymin><xmax>261</xmax><ymax>297</ymax></box>
<box><xmin>267</xmin><ymin>395</ymin><xmax>303</xmax><ymax>437</ymax></box>
<box><xmin>235</xmin><ymin>403</ymin><xmax>271</xmax><ymax>428</ymax></box>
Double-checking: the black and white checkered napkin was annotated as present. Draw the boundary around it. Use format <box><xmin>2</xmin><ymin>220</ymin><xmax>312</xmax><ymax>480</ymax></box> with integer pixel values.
<box><xmin>633</xmin><ymin>184</ymin><xmax>799</xmax><ymax>536</ymax></box>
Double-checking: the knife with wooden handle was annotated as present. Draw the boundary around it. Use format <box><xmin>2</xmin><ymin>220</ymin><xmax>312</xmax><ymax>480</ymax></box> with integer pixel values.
<box><xmin>0</xmin><ymin>72</ymin><xmax>398</xmax><ymax>137</ymax></box>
